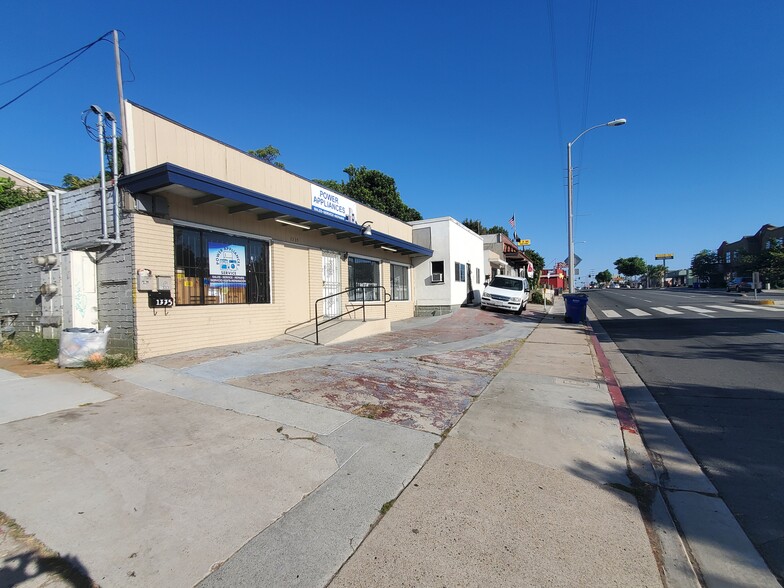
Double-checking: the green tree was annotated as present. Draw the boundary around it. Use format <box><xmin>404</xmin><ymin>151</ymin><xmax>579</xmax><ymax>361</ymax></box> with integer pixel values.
<box><xmin>0</xmin><ymin>177</ymin><xmax>46</xmax><ymax>211</ymax></box>
<box><xmin>525</xmin><ymin>248</ymin><xmax>545</xmax><ymax>283</ymax></box>
<box><xmin>690</xmin><ymin>249</ymin><xmax>723</xmax><ymax>286</ymax></box>
<box><xmin>646</xmin><ymin>264</ymin><xmax>665</xmax><ymax>286</ymax></box>
<box><xmin>758</xmin><ymin>243</ymin><xmax>784</xmax><ymax>287</ymax></box>
<box><xmin>461</xmin><ymin>218</ymin><xmax>509</xmax><ymax>238</ymax></box>
<box><xmin>486</xmin><ymin>225</ymin><xmax>509</xmax><ymax>238</ymax></box>
<box><xmin>63</xmin><ymin>140</ymin><xmax>124</xmax><ymax>190</ymax></box>
<box><xmin>614</xmin><ymin>256</ymin><xmax>647</xmax><ymax>278</ymax></box>
<box><xmin>315</xmin><ymin>165</ymin><xmax>422</xmax><ymax>222</ymax></box>
<box><xmin>62</xmin><ymin>173</ymin><xmax>99</xmax><ymax>190</ymax></box>
<box><xmin>596</xmin><ymin>269</ymin><xmax>613</xmax><ymax>284</ymax></box>
<box><xmin>462</xmin><ymin>218</ymin><xmax>485</xmax><ymax>234</ymax></box>
<box><xmin>248</xmin><ymin>145</ymin><xmax>285</xmax><ymax>169</ymax></box>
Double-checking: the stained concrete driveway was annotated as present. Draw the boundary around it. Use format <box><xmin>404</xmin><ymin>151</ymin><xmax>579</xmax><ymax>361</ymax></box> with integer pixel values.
<box><xmin>1</xmin><ymin>306</ymin><xmax>539</xmax><ymax>586</ymax></box>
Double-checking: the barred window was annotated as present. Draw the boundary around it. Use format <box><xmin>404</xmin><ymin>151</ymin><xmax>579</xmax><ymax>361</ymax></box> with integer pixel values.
<box><xmin>391</xmin><ymin>264</ymin><xmax>409</xmax><ymax>301</ymax></box>
<box><xmin>348</xmin><ymin>256</ymin><xmax>380</xmax><ymax>301</ymax></box>
<box><xmin>174</xmin><ymin>226</ymin><xmax>270</xmax><ymax>306</ymax></box>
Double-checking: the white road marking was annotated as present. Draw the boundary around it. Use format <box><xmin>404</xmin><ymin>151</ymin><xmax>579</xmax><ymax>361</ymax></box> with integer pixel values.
<box><xmin>677</xmin><ymin>306</ymin><xmax>716</xmax><ymax>314</ymax></box>
<box><xmin>602</xmin><ymin>310</ymin><xmax>622</xmax><ymax>318</ymax></box>
<box><xmin>651</xmin><ymin>307</ymin><xmax>683</xmax><ymax>315</ymax></box>
<box><xmin>626</xmin><ymin>308</ymin><xmax>652</xmax><ymax>316</ymax></box>
<box><xmin>767</xmin><ymin>329</ymin><xmax>784</xmax><ymax>335</ymax></box>
<box><xmin>755</xmin><ymin>306</ymin><xmax>784</xmax><ymax>312</ymax></box>
<box><xmin>705</xmin><ymin>305</ymin><xmax>754</xmax><ymax>313</ymax></box>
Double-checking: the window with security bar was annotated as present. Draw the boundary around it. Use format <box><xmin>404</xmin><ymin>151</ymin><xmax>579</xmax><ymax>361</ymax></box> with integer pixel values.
<box><xmin>174</xmin><ymin>226</ymin><xmax>270</xmax><ymax>306</ymax></box>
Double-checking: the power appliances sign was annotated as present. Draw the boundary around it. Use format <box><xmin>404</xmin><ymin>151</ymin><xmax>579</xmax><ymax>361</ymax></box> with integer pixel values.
<box><xmin>311</xmin><ymin>185</ymin><xmax>357</xmax><ymax>224</ymax></box>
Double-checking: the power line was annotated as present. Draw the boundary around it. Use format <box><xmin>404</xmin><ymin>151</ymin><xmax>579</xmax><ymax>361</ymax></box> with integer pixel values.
<box><xmin>0</xmin><ymin>31</ymin><xmax>114</xmax><ymax>111</ymax></box>
<box><xmin>574</xmin><ymin>0</ymin><xmax>599</xmax><ymax>212</ymax></box>
<box><xmin>546</xmin><ymin>0</ymin><xmax>564</xmax><ymax>155</ymax></box>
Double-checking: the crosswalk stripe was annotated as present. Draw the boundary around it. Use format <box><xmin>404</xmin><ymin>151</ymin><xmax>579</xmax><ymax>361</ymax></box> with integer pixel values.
<box><xmin>677</xmin><ymin>306</ymin><xmax>716</xmax><ymax>314</ymax></box>
<box><xmin>705</xmin><ymin>305</ymin><xmax>754</xmax><ymax>313</ymax></box>
<box><xmin>651</xmin><ymin>307</ymin><xmax>683</xmax><ymax>315</ymax></box>
<box><xmin>754</xmin><ymin>306</ymin><xmax>784</xmax><ymax>312</ymax></box>
<box><xmin>602</xmin><ymin>310</ymin><xmax>622</xmax><ymax>318</ymax></box>
<box><xmin>626</xmin><ymin>308</ymin><xmax>651</xmax><ymax>316</ymax></box>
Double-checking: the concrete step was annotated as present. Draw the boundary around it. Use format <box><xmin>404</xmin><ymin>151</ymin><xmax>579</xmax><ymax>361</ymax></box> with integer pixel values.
<box><xmin>285</xmin><ymin>318</ymin><xmax>391</xmax><ymax>346</ymax></box>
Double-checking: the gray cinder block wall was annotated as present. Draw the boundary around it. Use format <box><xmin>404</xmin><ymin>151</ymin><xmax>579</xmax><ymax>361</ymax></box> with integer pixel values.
<box><xmin>0</xmin><ymin>185</ymin><xmax>136</xmax><ymax>354</ymax></box>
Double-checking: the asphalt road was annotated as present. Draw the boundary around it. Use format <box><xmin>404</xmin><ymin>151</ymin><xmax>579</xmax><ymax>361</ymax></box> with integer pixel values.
<box><xmin>587</xmin><ymin>288</ymin><xmax>784</xmax><ymax>583</ymax></box>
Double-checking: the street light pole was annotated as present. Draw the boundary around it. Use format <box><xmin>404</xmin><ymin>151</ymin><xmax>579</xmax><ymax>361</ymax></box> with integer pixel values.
<box><xmin>567</xmin><ymin>118</ymin><xmax>627</xmax><ymax>293</ymax></box>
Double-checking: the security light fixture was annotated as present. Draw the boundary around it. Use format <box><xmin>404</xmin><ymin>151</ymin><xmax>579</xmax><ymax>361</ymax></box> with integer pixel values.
<box><xmin>607</xmin><ymin>118</ymin><xmax>626</xmax><ymax>127</ymax></box>
<box><xmin>90</xmin><ymin>104</ymin><xmax>103</xmax><ymax>115</ymax></box>
<box><xmin>380</xmin><ymin>246</ymin><xmax>397</xmax><ymax>252</ymax></box>
<box><xmin>274</xmin><ymin>218</ymin><xmax>311</xmax><ymax>230</ymax></box>
<box><xmin>361</xmin><ymin>221</ymin><xmax>373</xmax><ymax>237</ymax></box>
<box><xmin>105</xmin><ymin>111</ymin><xmax>116</xmax><ymax>122</ymax></box>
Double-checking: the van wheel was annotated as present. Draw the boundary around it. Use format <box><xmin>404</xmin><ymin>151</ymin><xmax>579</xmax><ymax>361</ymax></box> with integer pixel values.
<box><xmin>480</xmin><ymin>305</ymin><xmax>486</xmax><ymax>311</ymax></box>
<box><xmin>515</xmin><ymin>305</ymin><xmax>524</xmax><ymax>315</ymax></box>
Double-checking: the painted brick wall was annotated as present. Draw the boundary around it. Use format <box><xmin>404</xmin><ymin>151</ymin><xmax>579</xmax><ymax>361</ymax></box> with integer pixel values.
<box><xmin>0</xmin><ymin>186</ymin><xmax>136</xmax><ymax>354</ymax></box>
<box><xmin>0</xmin><ymin>198</ymin><xmax>51</xmax><ymax>334</ymax></box>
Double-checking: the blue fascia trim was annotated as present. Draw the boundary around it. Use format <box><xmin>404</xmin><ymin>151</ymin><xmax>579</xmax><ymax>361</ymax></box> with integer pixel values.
<box><xmin>119</xmin><ymin>163</ymin><xmax>433</xmax><ymax>257</ymax></box>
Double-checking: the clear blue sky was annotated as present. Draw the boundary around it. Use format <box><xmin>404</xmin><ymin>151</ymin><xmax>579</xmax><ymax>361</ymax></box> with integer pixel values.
<box><xmin>3</xmin><ymin>1</ymin><xmax>783</xmax><ymax>281</ymax></box>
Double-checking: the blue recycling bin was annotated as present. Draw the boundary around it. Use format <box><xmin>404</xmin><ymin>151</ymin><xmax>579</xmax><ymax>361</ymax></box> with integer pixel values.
<box><xmin>563</xmin><ymin>293</ymin><xmax>589</xmax><ymax>323</ymax></box>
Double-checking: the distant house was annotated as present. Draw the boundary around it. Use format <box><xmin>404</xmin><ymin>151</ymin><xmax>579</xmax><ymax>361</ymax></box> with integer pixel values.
<box><xmin>0</xmin><ymin>163</ymin><xmax>50</xmax><ymax>193</ymax></box>
<box><xmin>409</xmin><ymin>217</ymin><xmax>484</xmax><ymax>316</ymax></box>
<box><xmin>717</xmin><ymin>224</ymin><xmax>784</xmax><ymax>277</ymax></box>
<box><xmin>481</xmin><ymin>233</ymin><xmax>534</xmax><ymax>280</ymax></box>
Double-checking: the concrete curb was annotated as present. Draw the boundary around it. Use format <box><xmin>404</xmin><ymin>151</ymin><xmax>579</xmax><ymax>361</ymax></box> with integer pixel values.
<box><xmin>584</xmin><ymin>307</ymin><xmax>780</xmax><ymax>587</ymax></box>
<box><xmin>733</xmin><ymin>298</ymin><xmax>776</xmax><ymax>306</ymax></box>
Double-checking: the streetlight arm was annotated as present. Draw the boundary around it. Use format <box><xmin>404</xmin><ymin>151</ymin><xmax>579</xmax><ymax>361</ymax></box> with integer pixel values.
<box><xmin>569</xmin><ymin>118</ymin><xmax>626</xmax><ymax>147</ymax></box>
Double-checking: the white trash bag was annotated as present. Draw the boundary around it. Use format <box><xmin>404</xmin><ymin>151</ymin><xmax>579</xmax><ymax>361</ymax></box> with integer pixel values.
<box><xmin>58</xmin><ymin>326</ymin><xmax>111</xmax><ymax>368</ymax></box>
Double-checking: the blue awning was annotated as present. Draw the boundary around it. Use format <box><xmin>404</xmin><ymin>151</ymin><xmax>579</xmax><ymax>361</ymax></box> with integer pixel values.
<box><xmin>119</xmin><ymin>163</ymin><xmax>432</xmax><ymax>257</ymax></box>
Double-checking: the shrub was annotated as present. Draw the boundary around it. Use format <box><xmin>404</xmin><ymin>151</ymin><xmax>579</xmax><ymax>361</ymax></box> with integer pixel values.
<box><xmin>83</xmin><ymin>353</ymin><xmax>134</xmax><ymax>369</ymax></box>
<box><xmin>530</xmin><ymin>288</ymin><xmax>545</xmax><ymax>304</ymax></box>
<box><xmin>11</xmin><ymin>335</ymin><xmax>59</xmax><ymax>364</ymax></box>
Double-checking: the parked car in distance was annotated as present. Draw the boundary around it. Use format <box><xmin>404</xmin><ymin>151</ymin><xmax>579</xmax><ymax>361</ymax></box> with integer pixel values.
<box><xmin>726</xmin><ymin>277</ymin><xmax>761</xmax><ymax>293</ymax></box>
<box><xmin>481</xmin><ymin>275</ymin><xmax>530</xmax><ymax>314</ymax></box>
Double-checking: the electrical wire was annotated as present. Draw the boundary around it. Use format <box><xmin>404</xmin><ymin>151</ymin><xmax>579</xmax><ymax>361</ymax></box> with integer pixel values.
<box><xmin>100</xmin><ymin>30</ymin><xmax>137</xmax><ymax>84</ymax></box>
<box><xmin>0</xmin><ymin>31</ymin><xmax>114</xmax><ymax>111</ymax></box>
<box><xmin>546</xmin><ymin>0</ymin><xmax>565</xmax><ymax>156</ymax></box>
<box><xmin>573</xmin><ymin>0</ymin><xmax>599</xmax><ymax>211</ymax></box>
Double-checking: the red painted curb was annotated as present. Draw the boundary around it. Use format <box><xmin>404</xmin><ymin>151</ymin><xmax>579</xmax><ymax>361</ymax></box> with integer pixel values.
<box><xmin>587</xmin><ymin>327</ymin><xmax>639</xmax><ymax>436</ymax></box>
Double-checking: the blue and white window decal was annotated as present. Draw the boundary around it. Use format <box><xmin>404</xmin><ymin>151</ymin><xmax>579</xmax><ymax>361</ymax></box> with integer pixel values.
<box><xmin>208</xmin><ymin>241</ymin><xmax>247</xmax><ymax>288</ymax></box>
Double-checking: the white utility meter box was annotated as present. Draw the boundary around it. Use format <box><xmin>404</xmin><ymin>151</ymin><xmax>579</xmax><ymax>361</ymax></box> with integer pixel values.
<box><xmin>156</xmin><ymin>275</ymin><xmax>173</xmax><ymax>292</ymax></box>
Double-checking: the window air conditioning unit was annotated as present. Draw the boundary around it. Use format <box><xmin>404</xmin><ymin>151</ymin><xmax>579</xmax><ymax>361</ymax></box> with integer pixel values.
<box><xmin>432</xmin><ymin>273</ymin><xmax>443</xmax><ymax>283</ymax></box>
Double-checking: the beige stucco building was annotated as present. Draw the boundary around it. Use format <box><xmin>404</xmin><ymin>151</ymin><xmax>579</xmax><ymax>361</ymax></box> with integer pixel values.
<box><xmin>117</xmin><ymin>102</ymin><xmax>431</xmax><ymax>358</ymax></box>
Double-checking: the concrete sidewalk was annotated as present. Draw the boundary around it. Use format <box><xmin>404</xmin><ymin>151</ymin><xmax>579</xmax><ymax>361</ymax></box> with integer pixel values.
<box><xmin>329</xmin><ymin>299</ymin><xmax>663</xmax><ymax>587</ymax></box>
<box><xmin>3</xmin><ymin>297</ymin><xmax>777</xmax><ymax>586</ymax></box>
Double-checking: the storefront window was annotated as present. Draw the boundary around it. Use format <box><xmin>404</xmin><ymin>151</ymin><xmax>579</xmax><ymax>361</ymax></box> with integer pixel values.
<box><xmin>348</xmin><ymin>256</ymin><xmax>380</xmax><ymax>301</ymax></box>
<box><xmin>174</xmin><ymin>227</ymin><xmax>270</xmax><ymax>306</ymax></box>
<box><xmin>391</xmin><ymin>264</ymin><xmax>409</xmax><ymax>301</ymax></box>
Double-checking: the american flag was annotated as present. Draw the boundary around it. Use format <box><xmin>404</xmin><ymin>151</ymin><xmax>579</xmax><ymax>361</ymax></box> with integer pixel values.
<box><xmin>509</xmin><ymin>214</ymin><xmax>516</xmax><ymax>228</ymax></box>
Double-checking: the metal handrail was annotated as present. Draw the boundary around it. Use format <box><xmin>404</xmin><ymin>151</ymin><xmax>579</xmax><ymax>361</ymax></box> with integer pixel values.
<box><xmin>314</xmin><ymin>285</ymin><xmax>387</xmax><ymax>345</ymax></box>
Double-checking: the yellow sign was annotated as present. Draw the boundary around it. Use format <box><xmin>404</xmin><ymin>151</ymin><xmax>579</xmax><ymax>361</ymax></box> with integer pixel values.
<box><xmin>655</xmin><ymin>253</ymin><xmax>674</xmax><ymax>260</ymax></box>
<box><xmin>518</xmin><ymin>239</ymin><xmax>531</xmax><ymax>246</ymax></box>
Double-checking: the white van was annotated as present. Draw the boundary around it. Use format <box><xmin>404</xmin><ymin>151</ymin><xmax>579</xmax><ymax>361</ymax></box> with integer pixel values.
<box><xmin>480</xmin><ymin>275</ymin><xmax>530</xmax><ymax>314</ymax></box>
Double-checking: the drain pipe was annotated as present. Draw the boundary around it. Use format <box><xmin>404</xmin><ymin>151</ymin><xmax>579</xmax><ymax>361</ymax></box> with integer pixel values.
<box><xmin>90</xmin><ymin>105</ymin><xmax>108</xmax><ymax>240</ymax></box>
<box><xmin>47</xmin><ymin>192</ymin><xmax>57</xmax><ymax>254</ymax></box>
<box><xmin>106</xmin><ymin>110</ymin><xmax>121</xmax><ymax>242</ymax></box>
<box><xmin>55</xmin><ymin>190</ymin><xmax>62</xmax><ymax>253</ymax></box>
